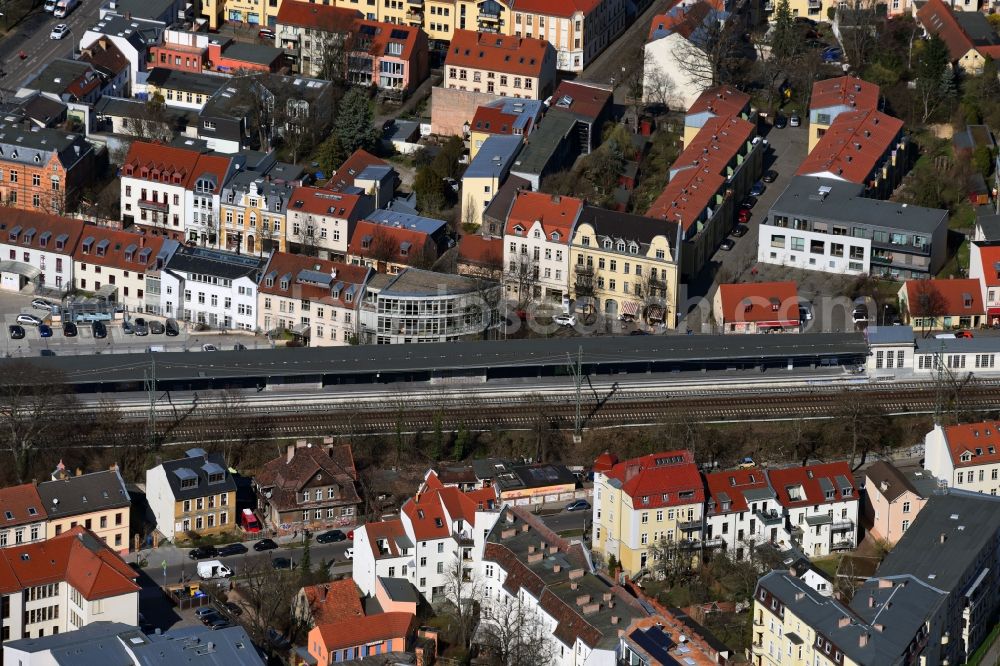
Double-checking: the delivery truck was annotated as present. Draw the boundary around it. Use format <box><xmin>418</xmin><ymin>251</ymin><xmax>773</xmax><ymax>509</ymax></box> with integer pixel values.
<box><xmin>196</xmin><ymin>560</ymin><xmax>232</xmax><ymax>580</ymax></box>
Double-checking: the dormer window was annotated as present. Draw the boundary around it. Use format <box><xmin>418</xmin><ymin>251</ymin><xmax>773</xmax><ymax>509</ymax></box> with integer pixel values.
<box><xmin>551</xmin><ymin>231</ymin><xmax>560</xmax><ymax>241</ymax></box>
<box><xmin>280</xmin><ymin>279</ymin><xmax>289</xmax><ymax>290</ymax></box>
<box><xmin>641</xmin><ymin>495</ymin><xmax>649</xmax><ymax>505</ymax></box>
<box><xmin>629</xmin><ymin>242</ymin><xmax>638</xmax><ymax>254</ymax></box>
<box><xmin>513</xmin><ymin>225</ymin><xmax>523</xmax><ymax>236</ymax></box>
<box><xmin>603</xmin><ymin>239</ymin><xmax>612</xmax><ymax>249</ymax></box>
<box><xmin>961</xmin><ymin>452</ymin><xmax>972</xmax><ymax>462</ymax></box>
<box><xmin>617</xmin><ymin>241</ymin><xmax>625</xmax><ymax>252</ymax></box>
<box><xmin>825</xmin><ymin>490</ymin><xmax>835</xmax><ymax>500</ymax></box>
<box><xmin>721</xmin><ymin>501</ymin><xmax>731</xmax><ymax>511</ymax></box>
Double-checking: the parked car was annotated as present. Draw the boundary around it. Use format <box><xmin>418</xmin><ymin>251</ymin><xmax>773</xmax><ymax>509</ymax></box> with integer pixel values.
<box><xmin>258</xmin><ymin>27</ymin><xmax>275</xmax><ymax>40</ymax></box>
<box><xmin>719</xmin><ymin>239</ymin><xmax>736</xmax><ymax>251</ymax></box>
<box><xmin>16</xmin><ymin>313</ymin><xmax>43</xmax><ymax>326</ymax></box>
<box><xmin>199</xmin><ymin>611</ymin><xmax>223</xmax><ymax>626</ymax></box>
<box><xmin>956</xmin><ymin>330</ymin><xmax>975</xmax><ymax>339</ymax></box>
<box><xmin>553</xmin><ymin>314</ymin><xmax>576</xmax><ymax>327</ymax></box>
<box><xmin>195</xmin><ymin>607</ymin><xmax>220</xmax><ymax>619</ymax></box>
<box><xmin>789</xmin><ymin>112</ymin><xmax>802</xmax><ymax>127</ymax></box>
<box><xmin>202</xmin><ymin>343</ymin><xmax>219</xmax><ymax>352</ymax></box>
<box><xmin>209</xmin><ymin>619</ymin><xmax>232</xmax><ymax>630</ymax></box>
<box><xmin>267</xmin><ymin>629</ymin><xmax>291</xmax><ymax>649</ymax></box>
<box><xmin>253</xmin><ymin>538</ymin><xmax>278</xmax><ymax>552</ymax></box>
<box><xmin>134</xmin><ymin>318</ymin><xmax>149</xmax><ymax>336</ymax></box>
<box><xmin>773</xmin><ymin>114</ymin><xmax>787</xmax><ymax>129</ymax></box>
<box><xmin>233</xmin><ymin>343</ymin><xmax>247</xmax><ymax>351</ymax></box>
<box><xmin>8</xmin><ymin>325</ymin><xmax>25</xmax><ymax>340</ymax></box>
<box><xmin>188</xmin><ymin>546</ymin><xmax>219</xmax><ymax>560</ymax></box>
<box><xmin>149</xmin><ymin>320</ymin><xmax>165</xmax><ymax>335</ymax></box>
<box><xmin>732</xmin><ymin>224</ymin><xmax>749</xmax><ymax>238</ymax></box>
<box><xmin>565</xmin><ymin>499</ymin><xmax>590</xmax><ymax>512</ymax></box>
<box><xmin>798</xmin><ymin>301</ymin><xmax>814</xmax><ymax>322</ymax></box>
<box><xmin>738</xmin><ymin>208</ymin><xmax>752</xmax><ymax>224</ymax></box>
<box><xmin>271</xmin><ymin>557</ymin><xmax>293</xmax><ymax>570</ymax></box>
<box><xmin>763</xmin><ymin>169</ymin><xmax>778</xmax><ymax>183</ymax></box>
<box><xmin>218</xmin><ymin>543</ymin><xmax>248</xmax><ymax>557</ymax></box>
<box><xmin>851</xmin><ymin>305</ymin><xmax>869</xmax><ymax>323</ymax></box>
<box><xmin>749</xmin><ymin>181</ymin><xmax>766</xmax><ymax>196</ymax></box>
<box><xmin>344</xmin><ymin>548</ymin><xmax>354</xmax><ymax>560</ymax></box>
<box><xmin>122</xmin><ymin>320</ymin><xmax>134</xmax><ymax>335</ymax></box>
<box><xmin>50</xmin><ymin>23</ymin><xmax>69</xmax><ymax>39</ymax></box>
<box><xmin>165</xmin><ymin>318</ymin><xmax>180</xmax><ymax>336</ymax></box>
<box><xmin>40</xmin><ymin>349</ymin><xmax>56</xmax><ymax>357</ymax></box>
<box><xmin>31</xmin><ymin>298</ymin><xmax>55</xmax><ymax>310</ymax></box>
<box><xmin>62</xmin><ymin>322</ymin><xmax>77</xmax><ymax>337</ymax></box>
<box><xmin>223</xmin><ymin>601</ymin><xmax>243</xmax><ymax>616</ymax></box>
<box><xmin>39</xmin><ymin>324</ymin><xmax>52</xmax><ymax>338</ymax></box>
<box><xmin>629</xmin><ymin>329</ymin><xmax>649</xmax><ymax>336</ymax></box>
<box><xmin>822</xmin><ymin>46</ymin><xmax>843</xmax><ymax>63</ymax></box>
<box><xmin>93</xmin><ymin>320</ymin><xmax>107</xmax><ymax>339</ymax></box>
<box><xmin>740</xmin><ymin>196</ymin><xmax>757</xmax><ymax>210</ymax></box>
<box><xmin>316</xmin><ymin>530</ymin><xmax>347</xmax><ymax>544</ymax></box>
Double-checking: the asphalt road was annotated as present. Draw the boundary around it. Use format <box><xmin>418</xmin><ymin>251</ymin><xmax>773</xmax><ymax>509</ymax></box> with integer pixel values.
<box><xmin>0</xmin><ymin>0</ymin><xmax>104</xmax><ymax>97</ymax></box>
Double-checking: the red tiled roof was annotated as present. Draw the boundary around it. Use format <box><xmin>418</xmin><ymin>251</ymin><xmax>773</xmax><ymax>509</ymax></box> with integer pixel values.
<box><xmin>796</xmin><ymin>109</ymin><xmax>903</xmax><ymax>184</ymax></box>
<box><xmin>315</xmin><ymin>612</ymin><xmax>414</xmax><ymax>651</ymax></box>
<box><xmin>647</xmin><ymin>115</ymin><xmax>753</xmax><ymax>232</ymax></box>
<box><xmin>510</xmin><ymin>0</ymin><xmax>602</xmax><ymax>19</ymax></box>
<box><xmin>0</xmin><ymin>526</ymin><xmax>139</xmax><ymax>599</ymax></box>
<box><xmin>301</xmin><ymin>579</ymin><xmax>364</xmax><ymax>625</ymax></box>
<box><xmin>704</xmin><ymin>468</ymin><xmax>768</xmax><ymax>514</ymax></box>
<box><xmin>258</xmin><ymin>252</ymin><xmax>369</xmax><ymax>310</ymax></box>
<box><xmin>903</xmin><ymin>278</ymin><xmax>984</xmax><ymax>315</ymax></box>
<box><xmin>290</xmin><ymin>186</ymin><xmax>368</xmax><ymax>219</ymax></box>
<box><xmin>471</xmin><ymin>106</ymin><xmax>519</xmax><ymax>135</ymax></box>
<box><xmin>603</xmin><ymin>450</ymin><xmax>704</xmax><ymax>508</ymax></box>
<box><xmin>685</xmin><ymin>85</ymin><xmax>750</xmax><ymax>119</ymax></box>
<box><xmin>255</xmin><ymin>442</ymin><xmax>361</xmax><ymax>513</ymax></box>
<box><xmin>976</xmin><ymin>245</ymin><xmax>1000</xmax><ymax>287</ymax></box>
<box><xmin>505</xmin><ymin>191</ymin><xmax>583</xmax><ymax>240</ymax></box>
<box><xmin>717</xmin><ymin>281</ymin><xmax>799</xmax><ymax>324</ymax></box>
<box><xmin>275</xmin><ymin>0</ymin><xmax>360</xmax><ymax>32</ymax></box>
<box><xmin>768</xmin><ymin>462</ymin><xmax>857</xmax><ymax>508</ymax></box>
<box><xmin>593</xmin><ymin>452</ymin><xmax>618</xmax><ymax>473</ymax></box>
<box><xmin>402</xmin><ymin>483</ymin><xmax>497</xmax><ymax>541</ymax></box>
<box><xmin>810</xmin><ymin>76</ymin><xmax>880</xmax><ymax>114</ymax></box>
<box><xmin>941</xmin><ymin>421</ymin><xmax>1000</xmax><ymax>468</ymax></box>
<box><xmin>917</xmin><ymin>0</ymin><xmax>974</xmax><ymax>62</ymax></box>
<box><xmin>0</xmin><ymin>210</ymin><xmax>85</xmax><ymax>255</ymax></box>
<box><xmin>72</xmin><ymin>228</ymin><xmax>167</xmax><ymax>272</ymax></box>
<box><xmin>446</xmin><ymin>30</ymin><xmax>552</xmax><ymax>78</ymax></box>
<box><xmin>325</xmin><ymin>149</ymin><xmax>389</xmax><ymax>192</ymax></box>
<box><xmin>347</xmin><ymin>219</ymin><xmax>434</xmax><ymax>267</ymax></box>
<box><xmin>80</xmin><ymin>38</ymin><xmax>129</xmax><ymax>76</ymax></box>
<box><xmin>349</xmin><ymin>19</ymin><xmax>423</xmax><ymax>63</ymax></box>
<box><xmin>457</xmin><ymin>234</ymin><xmax>502</xmax><ymax>268</ymax></box>
<box><xmin>362</xmin><ymin>519</ymin><xmax>408</xmax><ymax>560</ymax></box>
<box><xmin>648</xmin><ymin>0</ymin><xmax>713</xmax><ymax>41</ymax></box>
<box><xmin>550</xmin><ymin>80</ymin><xmax>612</xmax><ymax>122</ymax></box>
<box><xmin>0</xmin><ymin>484</ymin><xmax>46</xmax><ymax>528</ymax></box>
<box><xmin>192</xmin><ymin>153</ymin><xmax>232</xmax><ymax>189</ymax></box>
<box><xmin>122</xmin><ymin>141</ymin><xmax>204</xmax><ymax>189</ymax></box>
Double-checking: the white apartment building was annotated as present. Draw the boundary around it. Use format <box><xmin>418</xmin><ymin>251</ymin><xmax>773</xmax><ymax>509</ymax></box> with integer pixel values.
<box><xmin>184</xmin><ymin>153</ymin><xmax>233</xmax><ymax>248</ymax></box>
<box><xmin>120</xmin><ymin>142</ymin><xmax>199</xmax><ymax>242</ymax></box>
<box><xmin>768</xmin><ymin>462</ymin><xmax>859</xmax><ymax>557</ymax></box>
<box><xmin>286</xmin><ymin>187</ymin><xmax>374</xmax><ymax>260</ymax></box>
<box><xmin>0</xmin><ymin>212</ymin><xmax>83</xmax><ymax>293</ymax></box>
<box><xmin>0</xmin><ymin>484</ymin><xmax>48</xmax><ymax>549</ymax></box>
<box><xmin>0</xmin><ymin>527</ymin><xmax>139</xmax><ymax>644</ymax></box>
<box><xmin>160</xmin><ymin>245</ymin><xmax>267</xmax><ymax>331</ymax></box>
<box><xmin>352</xmin><ymin>472</ymin><xmax>499</xmax><ymax>602</ymax></box>
<box><xmin>703</xmin><ymin>468</ymin><xmax>784</xmax><ymax>560</ymax></box>
<box><xmin>72</xmin><ymin>229</ymin><xmax>178</xmax><ymax>313</ymax></box>
<box><xmin>924</xmin><ymin>421</ymin><xmax>1000</xmax><ymax>495</ymax></box>
<box><xmin>503</xmin><ymin>191</ymin><xmax>581</xmax><ymax>304</ymax></box>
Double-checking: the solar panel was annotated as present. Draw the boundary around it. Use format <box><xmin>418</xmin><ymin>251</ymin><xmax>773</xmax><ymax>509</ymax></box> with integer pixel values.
<box><xmin>298</xmin><ymin>269</ymin><xmax>333</xmax><ymax>286</ymax></box>
<box><xmin>629</xmin><ymin>627</ymin><xmax>677</xmax><ymax>665</ymax></box>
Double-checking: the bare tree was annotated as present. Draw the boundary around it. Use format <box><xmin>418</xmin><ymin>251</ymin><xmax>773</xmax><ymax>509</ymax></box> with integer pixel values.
<box><xmin>237</xmin><ymin>557</ymin><xmax>302</xmax><ymax>649</ymax></box>
<box><xmin>439</xmin><ymin>559</ymin><xmax>482</xmax><ymax>652</ymax></box>
<box><xmin>835</xmin><ymin>0</ymin><xmax>882</xmax><ymax>71</ymax></box>
<box><xmin>648</xmin><ymin>536</ymin><xmax>695</xmax><ymax>585</ymax></box>
<box><xmin>477</xmin><ymin>594</ymin><xmax>557</xmax><ymax>666</ymax></box>
<box><xmin>505</xmin><ymin>253</ymin><xmax>539</xmax><ymax>309</ymax></box>
<box><xmin>643</xmin><ymin>60</ymin><xmax>677</xmax><ymax>113</ymax></box>
<box><xmin>907</xmin><ymin>280</ymin><xmax>948</xmax><ymax>337</ymax></box>
<box><xmin>123</xmin><ymin>95</ymin><xmax>173</xmax><ymax>142</ymax></box>
<box><xmin>673</xmin><ymin>17</ymin><xmax>745</xmax><ymax>88</ymax></box>
<box><xmin>0</xmin><ymin>362</ymin><xmax>78</xmax><ymax>484</ymax></box>
<box><xmin>835</xmin><ymin>390</ymin><xmax>891</xmax><ymax>470</ymax></box>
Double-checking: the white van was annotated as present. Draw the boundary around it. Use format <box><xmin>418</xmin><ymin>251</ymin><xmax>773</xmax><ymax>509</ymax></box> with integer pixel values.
<box><xmin>53</xmin><ymin>0</ymin><xmax>78</xmax><ymax>18</ymax></box>
<box><xmin>196</xmin><ymin>560</ymin><xmax>232</xmax><ymax>580</ymax></box>
<box><xmin>934</xmin><ymin>333</ymin><xmax>956</xmax><ymax>340</ymax></box>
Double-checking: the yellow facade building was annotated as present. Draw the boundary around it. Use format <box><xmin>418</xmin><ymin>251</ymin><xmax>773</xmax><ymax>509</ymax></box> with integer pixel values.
<box><xmin>40</xmin><ymin>465</ymin><xmax>132</xmax><ymax>555</ymax></box>
<box><xmin>592</xmin><ymin>450</ymin><xmax>704</xmax><ymax>575</ymax></box>
<box><xmin>145</xmin><ymin>449</ymin><xmax>238</xmax><ymax>541</ymax></box>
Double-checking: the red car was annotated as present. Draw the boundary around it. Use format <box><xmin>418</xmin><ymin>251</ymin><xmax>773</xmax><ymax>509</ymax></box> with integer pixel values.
<box><xmin>956</xmin><ymin>330</ymin><xmax>974</xmax><ymax>339</ymax></box>
<box><xmin>738</xmin><ymin>208</ymin><xmax>751</xmax><ymax>224</ymax></box>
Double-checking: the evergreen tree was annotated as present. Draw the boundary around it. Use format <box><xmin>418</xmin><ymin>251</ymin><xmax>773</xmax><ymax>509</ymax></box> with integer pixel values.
<box><xmin>915</xmin><ymin>35</ymin><xmax>955</xmax><ymax>123</ymax></box>
<box><xmin>453</xmin><ymin>422</ymin><xmax>470</xmax><ymax>460</ymax></box>
<box><xmin>332</xmin><ymin>89</ymin><xmax>380</xmax><ymax>162</ymax></box>
<box><xmin>770</xmin><ymin>0</ymin><xmax>799</xmax><ymax>60</ymax></box>
<box><xmin>299</xmin><ymin>534</ymin><xmax>313</xmax><ymax>581</ymax></box>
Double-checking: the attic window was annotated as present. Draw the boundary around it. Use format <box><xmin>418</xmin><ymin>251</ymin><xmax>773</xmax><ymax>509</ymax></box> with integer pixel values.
<box><xmin>729</xmin><ymin>476</ymin><xmax>736</xmax><ymax>486</ymax></box>
<box><xmin>3</xmin><ymin>511</ymin><xmax>12</xmax><ymax>520</ymax></box>
<box><xmin>602</xmin><ymin>239</ymin><xmax>612</xmax><ymax>249</ymax></box>
<box><xmin>280</xmin><ymin>278</ymin><xmax>289</xmax><ymax>290</ymax></box>
<box><xmin>19</xmin><ymin>554</ymin><xmax>28</xmax><ymax>561</ymax></box>
<box><xmin>661</xmin><ymin>493</ymin><xmax>668</xmax><ymax>502</ymax></box>
<box><xmin>434</xmin><ymin>518</ymin><xmax>443</xmax><ymax>527</ymax></box>
<box><xmin>629</xmin><ymin>242</ymin><xmax>638</xmax><ymax>253</ymax></box>
<box><xmin>513</xmin><ymin>225</ymin><xmax>523</xmax><ymax>236</ymax></box>
<box><xmin>963</xmin><ymin>293</ymin><xmax>973</xmax><ymax>308</ymax></box>
<box><xmin>616</xmin><ymin>241</ymin><xmax>625</xmax><ymax>252</ymax></box>
<box><xmin>27</xmin><ymin>508</ymin><xmax>36</xmax><ymax>516</ymax></box>
<box><xmin>641</xmin><ymin>495</ymin><xmax>649</xmax><ymax>505</ymax></box>
<box><xmin>265</xmin><ymin>277</ymin><xmax>274</xmax><ymax>287</ymax></box>
<box><xmin>551</xmin><ymin>231</ymin><xmax>560</xmax><ymax>241</ymax></box>
<box><xmin>961</xmin><ymin>452</ymin><xmax>972</xmax><ymax>462</ymax></box>
<box><xmin>825</xmin><ymin>490</ymin><xmax>835</xmax><ymax>500</ymax></box>
<box><xmin>417</xmin><ymin>510</ymin><xmax>425</xmax><ymax>519</ymax></box>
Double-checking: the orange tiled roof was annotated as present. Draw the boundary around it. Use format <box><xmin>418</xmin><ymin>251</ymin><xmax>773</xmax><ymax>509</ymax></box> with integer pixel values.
<box><xmin>121</xmin><ymin>141</ymin><xmax>203</xmax><ymax>189</ymax></box>
<box><xmin>289</xmin><ymin>186</ymin><xmax>368</xmax><ymax>219</ymax></box>
<box><xmin>259</xmin><ymin>251</ymin><xmax>369</xmax><ymax>310</ymax></box>
<box><xmin>510</xmin><ymin>0</ymin><xmax>602</xmax><ymax>18</ymax></box>
<box><xmin>942</xmin><ymin>421</ymin><xmax>1000</xmax><ymax>468</ymax></box>
<box><xmin>603</xmin><ymin>450</ymin><xmax>704</xmax><ymax>508</ymax></box>
<box><xmin>648</xmin><ymin>0</ymin><xmax>713</xmax><ymax>41</ymax></box>
<box><xmin>446</xmin><ymin>30</ymin><xmax>552</xmax><ymax>78</ymax></box>
<box><xmin>350</xmin><ymin>19</ymin><xmax>423</xmax><ymax>62</ymax></box>
<box><xmin>917</xmin><ymin>0</ymin><xmax>975</xmax><ymax>61</ymax></box>
<box><xmin>717</xmin><ymin>281</ymin><xmax>800</xmax><ymax>323</ymax></box>
<box><xmin>315</xmin><ymin>612</ymin><xmax>414</xmax><ymax>651</ymax></box>
<box><xmin>685</xmin><ymin>85</ymin><xmax>750</xmax><ymax>119</ymax></box>
<box><xmin>302</xmin><ymin>579</ymin><xmax>364</xmax><ymax>625</ymax></box>
<box><xmin>325</xmin><ymin>149</ymin><xmax>389</xmax><ymax>192</ymax></box>
<box><xmin>0</xmin><ymin>484</ymin><xmax>46</xmax><ymax>528</ymax></box>
<box><xmin>903</xmin><ymin>278</ymin><xmax>984</xmax><ymax>315</ymax></box>
<box><xmin>505</xmin><ymin>191</ymin><xmax>583</xmax><ymax>240</ymax></box>
<box><xmin>457</xmin><ymin>234</ymin><xmax>502</xmax><ymax>268</ymax></box>
<box><xmin>810</xmin><ymin>76</ymin><xmax>880</xmax><ymax>113</ymax></box>
<box><xmin>976</xmin><ymin>245</ymin><xmax>1000</xmax><ymax>287</ymax></box>
<box><xmin>769</xmin><ymin>462</ymin><xmax>857</xmax><ymax>508</ymax></box>
<box><xmin>797</xmin><ymin>109</ymin><xmax>903</xmax><ymax>184</ymax></box>
<box><xmin>471</xmin><ymin>106</ymin><xmax>519</xmax><ymax>135</ymax></box>
<box><xmin>704</xmin><ymin>468</ymin><xmax>769</xmax><ymax>514</ymax></box>
<box><xmin>72</xmin><ymin>228</ymin><xmax>167</xmax><ymax>272</ymax></box>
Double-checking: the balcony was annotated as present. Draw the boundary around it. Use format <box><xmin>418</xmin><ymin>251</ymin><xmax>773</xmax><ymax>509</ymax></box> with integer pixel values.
<box><xmin>751</xmin><ymin>641</ymin><xmax>765</xmax><ymax>656</ymax></box>
<box><xmin>832</xmin><ymin>519</ymin><xmax>855</xmax><ymax>532</ymax></box>
<box><xmin>753</xmin><ymin>614</ymin><xmax>765</xmax><ymax>627</ymax></box>
<box><xmin>755</xmin><ymin>510</ymin><xmax>783</xmax><ymax>526</ymax></box>
<box><xmin>832</xmin><ymin>539</ymin><xmax>855</xmax><ymax>551</ymax></box>
<box><xmin>138</xmin><ymin>198</ymin><xmax>169</xmax><ymax>212</ymax></box>
<box><xmin>405</xmin><ymin>9</ymin><xmax>423</xmax><ymax>19</ymax></box>
<box><xmin>703</xmin><ymin>537</ymin><xmax>726</xmax><ymax>548</ymax></box>
<box><xmin>574</xmin><ymin>264</ymin><xmax>594</xmax><ymax>275</ymax></box>
<box><xmin>678</xmin><ymin>519</ymin><xmax>702</xmax><ymax>531</ymax></box>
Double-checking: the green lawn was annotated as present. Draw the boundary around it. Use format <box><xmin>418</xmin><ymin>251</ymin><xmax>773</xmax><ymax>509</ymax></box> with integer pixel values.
<box><xmin>813</xmin><ymin>555</ymin><xmax>841</xmax><ymax>579</ymax></box>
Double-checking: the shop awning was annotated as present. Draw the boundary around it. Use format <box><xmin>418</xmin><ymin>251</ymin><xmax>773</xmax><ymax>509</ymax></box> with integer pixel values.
<box><xmin>757</xmin><ymin>321</ymin><xmax>800</xmax><ymax>328</ymax></box>
<box><xmin>646</xmin><ymin>305</ymin><xmax>665</xmax><ymax>322</ymax></box>
<box><xmin>988</xmin><ymin>307</ymin><xmax>1000</xmax><ymax>316</ymax></box>
<box><xmin>621</xmin><ymin>301</ymin><xmax>641</xmax><ymax>317</ymax></box>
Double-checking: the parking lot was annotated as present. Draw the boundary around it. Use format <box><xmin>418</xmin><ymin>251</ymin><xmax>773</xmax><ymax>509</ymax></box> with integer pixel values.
<box><xmin>0</xmin><ymin>291</ymin><xmax>272</xmax><ymax>358</ymax></box>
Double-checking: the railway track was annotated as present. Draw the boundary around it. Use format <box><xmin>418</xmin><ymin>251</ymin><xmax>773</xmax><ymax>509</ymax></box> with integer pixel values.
<box><xmin>87</xmin><ymin>382</ymin><xmax>1000</xmax><ymax>446</ymax></box>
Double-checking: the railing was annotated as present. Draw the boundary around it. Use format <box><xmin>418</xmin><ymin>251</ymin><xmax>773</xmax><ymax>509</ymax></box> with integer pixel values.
<box><xmin>574</xmin><ymin>264</ymin><xmax>594</xmax><ymax>275</ymax></box>
<box><xmin>678</xmin><ymin>519</ymin><xmax>702</xmax><ymax>531</ymax></box>
<box><xmin>756</xmin><ymin>510</ymin><xmax>783</xmax><ymax>526</ymax></box>
<box><xmin>138</xmin><ymin>199</ymin><xmax>169</xmax><ymax>212</ymax></box>
<box><xmin>832</xmin><ymin>519</ymin><xmax>854</xmax><ymax>531</ymax></box>
<box><xmin>751</xmin><ymin>641</ymin><xmax>765</xmax><ymax>655</ymax></box>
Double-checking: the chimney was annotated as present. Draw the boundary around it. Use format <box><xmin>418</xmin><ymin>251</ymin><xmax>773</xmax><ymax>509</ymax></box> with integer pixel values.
<box><xmin>603</xmin><ymin>592</ymin><xmax>612</xmax><ymax>602</ymax></box>
<box><xmin>874</xmin><ymin>623</ymin><xmax>885</xmax><ymax>632</ymax></box>
<box><xmin>569</xmin><ymin>568</ymin><xmax>584</xmax><ymax>580</ymax></box>
<box><xmin>139</xmin><ymin>236</ymin><xmax>145</xmax><ymax>247</ymax></box>
<box><xmin>879</xmin><ymin>480</ymin><xmax>888</xmax><ymax>493</ymax></box>
<box><xmin>528</xmin><ymin>545</ymin><xmax>536</xmax><ymax>554</ymax></box>
<box><xmin>548</xmin><ymin>546</ymin><xmax>558</xmax><ymax>554</ymax></box>
<box><xmin>521</xmin><ymin>523</ymin><xmax>529</xmax><ymax>533</ymax></box>
<box><xmin>576</xmin><ymin>594</ymin><xmax>591</xmax><ymax>606</ymax></box>
<box><xmin>611</xmin><ymin>616</ymin><xmax>620</xmax><ymax>625</ymax></box>
<box><xmin>322</xmin><ymin>585</ymin><xmax>329</xmax><ymax>600</ymax></box>
<box><xmin>940</xmin><ymin>533</ymin><xmax>947</xmax><ymax>544</ymax></box>
<box><xmin>859</xmin><ymin>633</ymin><xmax>870</xmax><ymax>648</ymax></box>
<box><xmin>868</xmin><ymin>595</ymin><xmax>875</xmax><ymax>608</ymax></box>
<box><xmin>582</xmin><ymin>603</ymin><xmax>600</xmax><ymax>615</ymax></box>
<box><xmin>527</xmin><ymin>552</ymin><xmax>543</xmax><ymax>563</ymax></box>
<box><xmin>75</xmin><ymin>468</ymin><xmax>82</xmax><ymax>476</ymax></box>
<box><xmin>553</xmin><ymin>564</ymin><xmax>561</xmax><ymax>573</ymax></box>
<box><xmin>570</xmin><ymin>582</ymin><xmax>579</xmax><ymax>590</ymax></box>
<box><xmin>501</xmin><ymin>528</ymin><xmax>515</xmax><ymax>539</ymax></box>
<box><xmin>286</xmin><ymin>443</ymin><xmax>296</xmax><ymax>463</ymax></box>
<box><xmin>878</xmin><ymin>579</ymin><xmax>892</xmax><ymax>588</ymax></box>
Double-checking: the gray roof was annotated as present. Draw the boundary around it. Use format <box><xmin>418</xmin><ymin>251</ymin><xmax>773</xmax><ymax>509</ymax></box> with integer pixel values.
<box><xmin>15</xmin><ymin>93</ymin><xmax>67</xmax><ymax>127</ymax></box>
<box><xmin>374</xmin><ymin>267</ymin><xmax>483</xmax><ymax>297</ymax></box>
<box><xmin>576</xmin><ymin>206</ymin><xmax>681</xmax><ymax>253</ymax></box>
<box><xmin>760</xmin><ymin>571</ymin><xmax>945</xmax><ymax>666</ymax></box>
<box><xmin>94</xmin><ymin>95</ymin><xmax>196</xmax><ymax>128</ymax></box>
<box><xmin>954</xmin><ymin>11</ymin><xmax>1000</xmax><ymax>45</ymax></box>
<box><xmin>220</xmin><ymin>42</ymin><xmax>283</xmax><ymax>66</ymax></box>
<box><xmin>866</xmin><ymin>325</ymin><xmax>914</xmax><ymax>345</ymax></box>
<box><xmin>976</xmin><ymin>210</ymin><xmax>1000</xmax><ymax>241</ymax></box>
<box><xmin>37</xmin><ymin>469</ymin><xmax>130</xmax><ymax>518</ymax></box>
<box><xmin>3</xmin><ymin>621</ymin><xmax>265</xmax><ymax>665</ymax></box>
<box><xmin>483</xmin><ymin>174</ymin><xmax>530</xmax><ymax>225</ymax></box>
<box><xmin>509</xmin><ymin>111</ymin><xmax>576</xmax><ymax>175</ymax></box>
<box><xmin>157</xmin><ymin>449</ymin><xmax>236</xmax><ymax>501</ymax></box>
<box><xmin>22</xmin><ymin>59</ymin><xmax>96</xmax><ymax>97</ymax></box>
<box><xmin>465</xmin><ymin>135</ymin><xmax>522</xmax><ymax>179</ymax></box>
<box><xmin>87</xmin><ymin>14</ymin><xmax>164</xmax><ymax>51</ymax></box>
<box><xmin>0</xmin><ymin>117</ymin><xmax>92</xmax><ymax>170</ymax></box>
<box><xmin>7</xmin><ymin>332</ymin><xmax>870</xmax><ymax>386</ymax></box>
<box><xmin>107</xmin><ymin>0</ymin><xmax>176</xmax><ymax>21</ymax></box>
<box><xmin>147</xmin><ymin>68</ymin><xmax>228</xmax><ymax>97</ymax></box>
<box><xmin>875</xmin><ymin>491</ymin><xmax>1000</xmax><ymax>593</ymax></box>
<box><xmin>914</xmin><ymin>336</ymin><xmax>1000</xmax><ymax>354</ymax></box>
<box><xmin>165</xmin><ymin>245</ymin><xmax>268</xmax><ymax>281</ymax></box>
<box><xmin>378</xmin><ymin>576</ymin><xmax>418</xmax><ymax>603</ymax></box>
<box><xmin>769</xmin><ymin>176</ymin><xmax>949</xmax><ymax>234</ymax></box>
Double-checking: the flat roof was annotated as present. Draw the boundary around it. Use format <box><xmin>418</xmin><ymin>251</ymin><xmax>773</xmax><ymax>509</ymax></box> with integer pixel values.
<box><xmin>146</xmin><ymin>68</ymin><xmax>228</xmax><ymax>96</ymax></box>
<box><xmin>465</xmin><ymin>135</ymin><xmax>523</xmax><ymax>179</ymax></box>
<box><xmin>510</xmin><ymin>111</ymin><xmax>576</xmax><ymax>175</ymax></box>
<box><xmin>222</xmin><ymin>42</ymin><xmax>284</xmax><ymax>66</ymax></box>
<box><xmin>769</xmin><ymin>176</ymin><xmax>949</xmax><ymax>234</ymax></box>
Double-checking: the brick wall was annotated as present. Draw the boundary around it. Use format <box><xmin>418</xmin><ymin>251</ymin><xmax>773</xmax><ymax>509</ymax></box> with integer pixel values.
<box><xmin>430</xmin><ymin>87</ymin><xmax>503</xmax><ymax>137</ymax></box>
